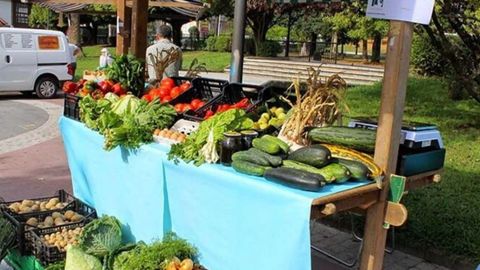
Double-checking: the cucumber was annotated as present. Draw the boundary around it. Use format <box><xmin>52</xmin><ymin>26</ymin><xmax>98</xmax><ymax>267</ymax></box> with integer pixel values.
<box><xmin>252</xmin><ymin>138</ymin><xmax>281</xmax><ymax>155</ymax></box>
<box><xmin>232</xmin><ymin>151</ymin><xmax>270</xmax><ymax>166</ymax></box>
<box><xmin>262</xmin><ymin>135</ymin><xmax>290</xmax><ymax>153</ymax></box>
<box><xmin>336</xmin><ymin>158</ymin><xmax>370</xmax><ymax>180</ymax></box>
<box><xmin>317</xmin><ymin>163</ymin><xmax>351</xmax><ymax>183</ymax></box>
<box><xmin>288</xmin><ymin>145</ymin><xmax>332</xmax><ymax>168</ymax></box>
<box><xmin>264</xmin><ymin>167</ymin><xmax>326</xmax><ymax>192</ymax></box>
<box><xmin>232</xmin><ymin>160</ymin><xmax>270</xmax><ymax>176</ymax></box>
<box><xmin>308</xmin><ymin>127</ymin><xmax>376</xmax><ymax>153</ymax></box>
<box><xmin>247</xmin><ymin>148</ymin><xmax>283</xmax><ymax>167</ymax></box>
<box><xmin>282</xmin><ymin>160</ymin><xmax>325</xmax><ymax>175</ymax></box>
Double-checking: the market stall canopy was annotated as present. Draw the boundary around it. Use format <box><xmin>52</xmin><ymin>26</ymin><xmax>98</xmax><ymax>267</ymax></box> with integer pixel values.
<box><xmin>32</xmin><ymin>0</ymin><xmax>205</xmax><ymax>10</ymax></box>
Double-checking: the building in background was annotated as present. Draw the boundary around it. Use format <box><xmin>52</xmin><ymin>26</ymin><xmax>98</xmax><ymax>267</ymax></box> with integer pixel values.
<box><xmin>0</xmin><ymin>0</ymin><xmax>31</xmax><ymax>27</ymax></box>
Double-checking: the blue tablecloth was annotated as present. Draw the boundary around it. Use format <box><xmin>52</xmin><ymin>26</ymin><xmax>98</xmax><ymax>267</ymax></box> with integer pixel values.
<box><xmin>59</xmin><ymin>117</ymin><xmax>370</xmax><ymax>270</ymax></box>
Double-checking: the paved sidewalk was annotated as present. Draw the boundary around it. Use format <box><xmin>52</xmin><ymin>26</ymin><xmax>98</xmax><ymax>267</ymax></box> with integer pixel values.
<box><xmin>0</xmin><ymin>96</ymin><xmax>450</xmax><ymax>270</ymax></box>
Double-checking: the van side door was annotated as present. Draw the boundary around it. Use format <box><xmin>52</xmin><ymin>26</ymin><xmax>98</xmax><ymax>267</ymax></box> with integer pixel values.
<box><xmin>0</xmin><ymin>32</ymin><xmax>37</xmax><ymax>91</ymax></box>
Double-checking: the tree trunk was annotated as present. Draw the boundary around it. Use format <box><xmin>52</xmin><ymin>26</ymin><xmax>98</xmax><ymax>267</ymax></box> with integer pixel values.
<box><xmin>248</xmin><ymin>12</ymin><xmax>274</xmax><ymax>56</ymax></box>
<box><xmin>68</xmin><ymin>13</ymin><xmax>80</xmax><ymax>45</ymax></box>
<box><xmin>171</xmin><ymin>21</ymin><xmax>184</xmax><ymax>47</ymax></box>
<box><xmin>309</xmin><ymin>32</ymin><xmax>317</xmax><ymax>58</ymax></box>
<box><xmin>371</xmin><ymin>33</ymin><xmax>382</xmax><ymax>63</ymax></box>
<box><xmin>362</xmin><ymin>39</ymin><xmax>368</xmax><ymax>62</ymax></box>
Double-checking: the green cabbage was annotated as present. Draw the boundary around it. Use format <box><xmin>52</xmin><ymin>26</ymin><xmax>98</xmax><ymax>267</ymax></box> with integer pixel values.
<box><xmin>111</xmin><ymin>94</ymin><xmax>140</xmax><ymax>116</ymax></box>
<box><xmin>65</xmin><ymin>246</ymin><xmax>102</xmax><ymax>270</ymax></box>
<box><xmin>78</xmin><ymin>216</ymin><xmax>123</xmax><ymax>258</ymax></box>
<box><xmin>104</xmin><ymin>93</ymin><xmax>119</xmax><ymax>103</ymax></box>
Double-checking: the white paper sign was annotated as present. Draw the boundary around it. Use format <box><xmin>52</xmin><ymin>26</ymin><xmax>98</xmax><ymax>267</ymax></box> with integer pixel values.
<box><xmin>367</xmin><ymin>0</ymin><xmax>435</xmax><ymax>25</ymax></box>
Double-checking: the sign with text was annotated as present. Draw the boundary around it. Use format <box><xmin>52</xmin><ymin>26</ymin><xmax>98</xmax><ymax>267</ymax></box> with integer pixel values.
<box><xmin>38</xmin><ymin>36</ymin><xmax>60</xmax><ymax>50</ymax></box>
<box><xmin>366</xmin><ymin>0</ymin><xmax>435</xmax><ymax>25</ymax></box>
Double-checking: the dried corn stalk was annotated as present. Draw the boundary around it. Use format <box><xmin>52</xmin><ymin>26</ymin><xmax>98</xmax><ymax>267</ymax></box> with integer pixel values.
<box><xmin>147</xmin><ymin>47</ymin><xmax>181</xmax><ymax>80</ymax></box>
<box><xmin>280</xmin><ymin>67</ymin><xmax>348</xmax><ymax>144</ymax></box>
<box><xmin>185</xmin><ymin>58</ymin><xmax>208</xmax><ymax>78</ymax></box>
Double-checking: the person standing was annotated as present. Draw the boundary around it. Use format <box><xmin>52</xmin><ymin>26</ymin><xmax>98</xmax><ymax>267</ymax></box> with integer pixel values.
<box><xmin>146</xmin><ymin>25</ymin><xmax>182</xmax><ymax>81</ymax></box>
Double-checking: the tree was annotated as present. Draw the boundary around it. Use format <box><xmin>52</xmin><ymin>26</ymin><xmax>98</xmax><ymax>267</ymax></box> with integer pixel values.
<box><xmin>418</xmin><ymin>0</ymin><xmax>480</xmax><ymax>102</ymax></box>
<box><xmin>29</xmin><ymin>4</ymin><xmax>58</xmax><ymax>29</ymax></box>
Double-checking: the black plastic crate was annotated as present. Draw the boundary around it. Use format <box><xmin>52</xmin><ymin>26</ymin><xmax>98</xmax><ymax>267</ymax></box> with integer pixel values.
<box><xmin>1</xmin><ymin>194</ymin><xmax>96</xmax><ymax>255</ymax></box>
<box><xmin>30</xmin><ymin>218</ymin><xmax>94</xmax><ymax>265</ymax></box>
<box><xmin>183</xmin><ymin>83</ymin><xmax>265</xmax><ymax>122</ymax></box>
<box><xmin>63</xmin><ymin>94</ymin><xmax>81</xmax><ymax>121</ymax></box>
<box><xmin>170</xmin><ymin>78</ymin><xmax>228</xmax><ymax>106</ymax></box>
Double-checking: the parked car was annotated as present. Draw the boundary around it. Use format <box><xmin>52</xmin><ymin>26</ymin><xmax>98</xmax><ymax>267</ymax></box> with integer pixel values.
<box><xmin>0</xmin><ymin>28</ymin><xmax>76</xmax><ymax>98</ymax></box>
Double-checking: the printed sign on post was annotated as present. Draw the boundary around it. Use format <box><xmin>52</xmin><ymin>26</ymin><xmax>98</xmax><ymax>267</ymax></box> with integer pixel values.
<box><xmin>367</xmin><ymin>0</ymin><xmax>435</xmax><ymax>25</ymax></box>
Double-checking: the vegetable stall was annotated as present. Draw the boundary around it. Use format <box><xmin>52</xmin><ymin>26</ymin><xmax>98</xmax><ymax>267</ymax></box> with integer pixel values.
<box><xmin>0</xmin><ymin>1</ymin><xmax>445</xmax><ymax>270</ymax></box>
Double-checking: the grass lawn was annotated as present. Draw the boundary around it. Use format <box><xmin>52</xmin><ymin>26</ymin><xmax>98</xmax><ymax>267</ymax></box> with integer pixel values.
<box><xmin>346</xmin><ymin>78</ymin><xmax>480</xmax><ymax>263</ymax></box>
<box><xmin>75</xmin><ymin>47</ymin><xmax>231</xmax><ymax>79</ymax></box>
<box><xmin>182</xmin><ymin>51</ymin><xmax>231</xmax><ymax>72</ymax></box>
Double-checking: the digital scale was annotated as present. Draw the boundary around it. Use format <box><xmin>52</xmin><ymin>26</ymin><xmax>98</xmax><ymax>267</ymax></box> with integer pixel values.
<box><xmin>348</xmin><ymin>118</ymin><xmax>446</xmax><ymax>176</ymax></box>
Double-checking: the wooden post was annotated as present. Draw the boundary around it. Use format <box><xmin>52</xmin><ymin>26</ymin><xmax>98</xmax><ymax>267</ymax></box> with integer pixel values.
<box><xmin>116</xmin><ymin>0</ymin><xmax>131</xmax><ymax>55</ymax></box>
<box><xmin>359</xmin><ymin>21</ymin><xmax>414</xmax><ymax>270</ymax></box>
<box><xmin>131</xmin><ymin>0</ymin><xmax>148</xmax><ymax>60</ymax></box>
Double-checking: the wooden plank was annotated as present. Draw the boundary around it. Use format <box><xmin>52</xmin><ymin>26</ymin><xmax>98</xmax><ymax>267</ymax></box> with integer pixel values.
<box><xmin>384</xmin><ymin>202</ymin><xmax>408</xmax><ymax>227</ymax></box>
<box><xmin>116</xmin><ymin>0</ymin><xmax>130</xmax><ymax>55</ymax></box>
<box><xmin>130</xmin><ymin>0</ymin><xmax>148</xmax><ymax>60</ymax></box>
<box><xmin>311</xmin><ymin>183</ymin><xmax>380</xmax><ymax>206</ymax></box>
<box><xmin>311</xmin><ymin>190</ymin><xmax>379</xmax><ymax>219</ymax></box>
<box><xmin>359</xmin><ymin>21</ymin><xmax>414</xmax><ymax>270</ymax></box>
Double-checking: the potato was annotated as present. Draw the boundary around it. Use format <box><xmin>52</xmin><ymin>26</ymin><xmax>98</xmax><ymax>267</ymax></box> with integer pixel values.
<box><xmin>39</xmin><ymin>202</ymin><xmax>47</xmax><ymax>211</ymax></box>
<box><xmin>48</xmin><ymin>198</ymin><xmax>60</xmax><ymax>205</ymax></box>
<box><xmin>8</xmin><ymin>202</ymin><xmax>21</xmax><ymax>213</ymax></box>
<box><xmin>55</xmin><ymin>203</ymin><xmax>64</xmax><ymax>209</ymax></box>
<box><xmin>31</xmin><ymin>204</ymin><xmax>40</xmax><ymax>211</ymax></box>
<box><xmin>45</xmin><ymin>201</ymin><xmax>55</xmax><ymax>210</ymax></box>
<box><xmin>179</xmin><ymin>259</ymin><xmax>194</xmax><ymax>270</ymax></box>
<box><xmin>26</xmin><ymin>217</ymin><xmax>38</xmax><ymax>227</ymax></box>
<box><xmin>54</xmin><ymin>217</ymin><xmax>65</xmax><ymax>226</ymax></box>
<box><xmin>154</xmin><ymin>129</ymin><xmax>161</xmax><ymax>136</ymax></box>
<box><xmin>70</xmin><ymin>214</ymin><xmax>84</xmax><ymax>222</ymax></box>
<box><xmin>44</xmin><ymin>216</ymin><xmax>54</xmax><ymax>227</ymax></box>
<box><xmin>51</xmin><ymin>212</ymin><xmax>63</xmax><ymax>219</ymax></box>
<box><xmin>19</xmin><ymin>206</ymin><xmax>32</xmax><ymax>214</ymax></box>
<box><xmin>64</xmin><ymin>210</ymin><xmax>75</xmax><ymax>220</ymax></box>
<box><xmin>22</xmin><ymin>200</ymin><xmax>34</xmax><ymax>207</ymax></box>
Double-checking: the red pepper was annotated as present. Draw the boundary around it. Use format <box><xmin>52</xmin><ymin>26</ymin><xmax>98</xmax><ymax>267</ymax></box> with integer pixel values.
<box><xmin>232</xmin><ymin>98</ymin><xmax>250</xmax><ymax>109</ymax></box>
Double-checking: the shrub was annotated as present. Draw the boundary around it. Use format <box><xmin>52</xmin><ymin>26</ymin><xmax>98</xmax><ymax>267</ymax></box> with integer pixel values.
<box><xmin>411</xmin><ymin>34</ymin><xmax>450</xmax><ymax>77</ymax></box>
<box><xmin>215</xmin><ymin>35</ymin><xmax>232</xmax><ymax>52</ymax></box>
<box><xmin>205</xmin><ymin>36</ymin><xmax>217</xmax><ymax>51</ymax></box>
<box><xmin>256</xmin><ymin>41</ymin><xmax>282</xmax><ymax>57</ymax></box>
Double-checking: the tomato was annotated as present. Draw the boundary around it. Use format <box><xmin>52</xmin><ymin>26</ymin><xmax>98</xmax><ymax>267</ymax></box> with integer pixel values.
<box><xmin>183</xmin><ymin>104</ymin><xmax>193</xmax><ymax>112</ymax></box>
<box><xmin>158</xmin><ymin>87</ymin><xmax>170</xmax><ymax>98</ymax></box>
<box><xmin>98</xmin><ymin>80</ymin><xmax>112</xmax><ymax>93</ymax></box>
<box><xmin>190</xmin><ymin>99</ymin><xmax>202</xmax><ymax>109</ymax></box>
<box><xmin>149</xmin><ymin>88</ymin><xmax>160</xmax><ymax>98</ymax></box>
<box><xmin>204</xmin><ymin>110</ymin><xmax>214</xmax><ymax>119</ymax></box>
<box><xmin>232</xmin><ymin>98</ymin><xmax>250</xmax><ymax>109</ymax></box>
<box><xmin>197</xmin><ymin>101</ymin><xmax>205</xmax><ymax>108</ymax></box>
<box><xmin>161</xmin><ymin>95</ymin><xmax>173</xmax><ymax>103</ymax></box>
<box><xmin>174</xmin><ymin>103</ymin><xmax>185</xmax><ymax>113</ymax></box>
<box><xmin>142</xmin><ymin>94</ymin><xmax>153</xmax><ymax>102</ymax></box>
<box><xmin>170</xmin><ymin>87</ymin><xmax>182</xmax><ymax>99</ymax></box>
<box><xmin>179</xmin><ymin>82</ymin><xmax>191</xmax><ymax>92</ymax></box>
<box><xmin>161</xmin><ymin>78</ymin><xmax>175</xmax><ymax>89</ymax></box>
<box><xmin>112</xmin><ymin>83</ymin><xmax>126</xmax><ymax>96</ymax></box>
<box><xmin>63</xmin><ymin>81</ymin><xmax>78</xmax><ymax>94</ymax></box>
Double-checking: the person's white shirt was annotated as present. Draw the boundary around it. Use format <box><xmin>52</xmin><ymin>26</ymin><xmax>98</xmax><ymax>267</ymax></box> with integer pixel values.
<box><xmin>99</xmin><ymin>48</ymin><xmax>114</xmax><ymax>69</ymax></box>
<box><xmin>146</xmin><ymin>38</ymin><xmax>182</xmax><ymax>80</ymax></box>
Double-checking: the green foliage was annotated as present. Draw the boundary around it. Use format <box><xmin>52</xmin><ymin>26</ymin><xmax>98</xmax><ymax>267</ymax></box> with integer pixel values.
<box><xmin>44</xmin><ymin>261</ymin><xmax>66</xmax><ymax>270</ymax></box>
<box><xmin>215</xmin><ymin>35</ymin><xmax>232</xmax><ymax>52</ymax></box>
<box><xmin>205</xmin><ymin>36</ymin><xmax>217</xmax><ymax>51</ymax></box>
<box><xmin>266</xmin><ymin>25</ymin><xmax>288</xmax><ymax>41</ymax></box>
<box><xmin>106</xmin><ymin>55</ymin><xmax>145</xmax><ymax>96</ymax></box>
<box><xmin>411</xmin><ymin>34</ymin><xmax>450</xmax><ymax>76</ymax></box>
<box><xmin>28</xmin><ymin>4</ymin><xmax>57</xmax><ymax>29</ymax></box>
<box><xmin>65</xmin><ymin>246</ymin><xmax>102</xmax><ymax>270</ymax></box>
<box><xmin>78</xmin><ymin>215</ymin><xmax>123</xmax><ymax>258</ymax></box>
<box><xmin>113</xmin><ymin>232</ymin><xmax>199</xmax><ymax>270</ymax></box>
<box><xmin>346</xmin><ymin>77</ymin><xmax>480</xmax><ymax>262</ymax></box>
<box><xmin>256</xmin><ymin>41</ymin><xmax>282</xmax><ymax>57</ymax></box>
<box><xmin>182</xmin><ymin>51</ymin><xmax>231</xmax><ymax>72</ymax></box>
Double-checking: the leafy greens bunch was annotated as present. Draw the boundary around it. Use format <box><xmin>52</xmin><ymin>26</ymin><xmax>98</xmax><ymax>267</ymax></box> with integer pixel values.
<box><xmin>168</xmin><ymin>109</ymin><xmax>253</xmax><ymax>166</ymax></box>
<box><xmin>106</xmin><ymin>55</ymin><xmax>145</xmax><ymax>97</ymax></box>
<box><xmin>79</xmin><ymin>94</ymin><xmax>177</xmax><ymax>151</ymax></box>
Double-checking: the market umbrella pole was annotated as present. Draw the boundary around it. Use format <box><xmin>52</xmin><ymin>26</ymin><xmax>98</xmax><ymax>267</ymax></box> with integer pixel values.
<box><xmin>359</xmin><ymin>20</ymin><xmax>414</xmax><ymax>270</ymax></box>
<box><xmin>229</xmin><ymin>0</ymin><xmax>247</xmax><ymax>83</ymax></box>
<box><xmin>131</xmin><ymin>0</ymin><xmax>148</xmax><ymax>60</ymax></box>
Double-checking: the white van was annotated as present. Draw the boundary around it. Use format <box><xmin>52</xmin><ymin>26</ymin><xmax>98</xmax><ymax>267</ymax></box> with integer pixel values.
<box><xmin>0</xmin><ymin>28</ymin><xmax>75</xmax><ymax>98</ymax></box>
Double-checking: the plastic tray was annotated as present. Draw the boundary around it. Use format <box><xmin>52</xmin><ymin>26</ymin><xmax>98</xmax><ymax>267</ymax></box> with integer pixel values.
<box><xmin>170</xmin><ymin>77</ymin><xmax>228</xmax><ymax>107</ymax></box>
<box><xmin>63</xmin><ymin>94</ymin><xmax>81</xmax><ymax>121</ymax></box>
<box><xmin>2</xmin><ymin>196</ymin><xmax>96</xmax><ymax>256</ymax></box>
<box><xmin>183</xmin><ymin>83</ymin><xmax>265</xmax><ymax>122</ymax></box>
<box><xmin>30</xmin><ymin>218</ymin><xmax>93</xmax><ymax>265</ymax></box>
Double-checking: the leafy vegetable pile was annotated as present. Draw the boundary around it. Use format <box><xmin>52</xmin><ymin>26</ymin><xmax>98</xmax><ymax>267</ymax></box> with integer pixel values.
<box><xmin>106</xmin><ymin>55</ymin><xmax>145</xmax><ymax>97</ymax></box>
<box><xmin>0</xmin><ymin>214</ymin><xmax>16</xmax><ymax>262</ymax></box>
<box><xmin>168</xmin><ymin>109</ymin><xmax>253</xmax><ymax>166</ymax></box>
<box><xmin>79</xmin><ymin>93</ymin><xmax>177</xmax><ymax>151</ymax></box>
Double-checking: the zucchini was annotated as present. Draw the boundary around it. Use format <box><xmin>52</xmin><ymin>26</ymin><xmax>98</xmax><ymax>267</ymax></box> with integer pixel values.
<box><xmin>317</xmin><ymin>163</ymin><xmax>351</xmax><ymax>183</ymax></box>
<box><xmin>264</xmin><ymin>167</ymin><xmax>326</xmax><ymax>192</ymax></box>
<box><xmin>247</xmin><ymin>148</ymin><xmax>283</xmax><ymax>167</ymax></box>
<box><xmin>232</xmin><ymin>160</ymin><xmax>270</xmax><ymax>176</ymax></box>
<box><xmin>308</xmin><ymin>127</ymin><xmax>376</xmax><ymax>153</ymax></box>
<box><xmin>252</xmin><ymin>138</ymin><xmax>281</xmax><ymax>155</ymax></box>
<box><xmin>336</xmin><ymin>158</ymin><xmax>370</xmax><ymax>180</ymax></box>
<box><xmin>262</xmin><ymin>135</ymin><xmax>290</xmax><ymax>153</ymax></box>
<box><xmin>232</xmin><ymin>151</ymin><xmax>270</xmax><ymax>166</ymax></box>
<box><xmin>282</xmin><ymin>160</ymin><xmax>325</xmax><ymax>175</ymax></box>
<box><xmin>288</xmin><ymin>145</ymin><xmax>332</xmax><ymax>168</ymax></box>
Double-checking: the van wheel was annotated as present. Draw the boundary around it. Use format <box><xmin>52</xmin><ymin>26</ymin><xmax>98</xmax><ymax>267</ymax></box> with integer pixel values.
<box><xmin>35</xmin><ymin>77</ymin><xmax>58</xmax><ymax>99</ymax></box>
